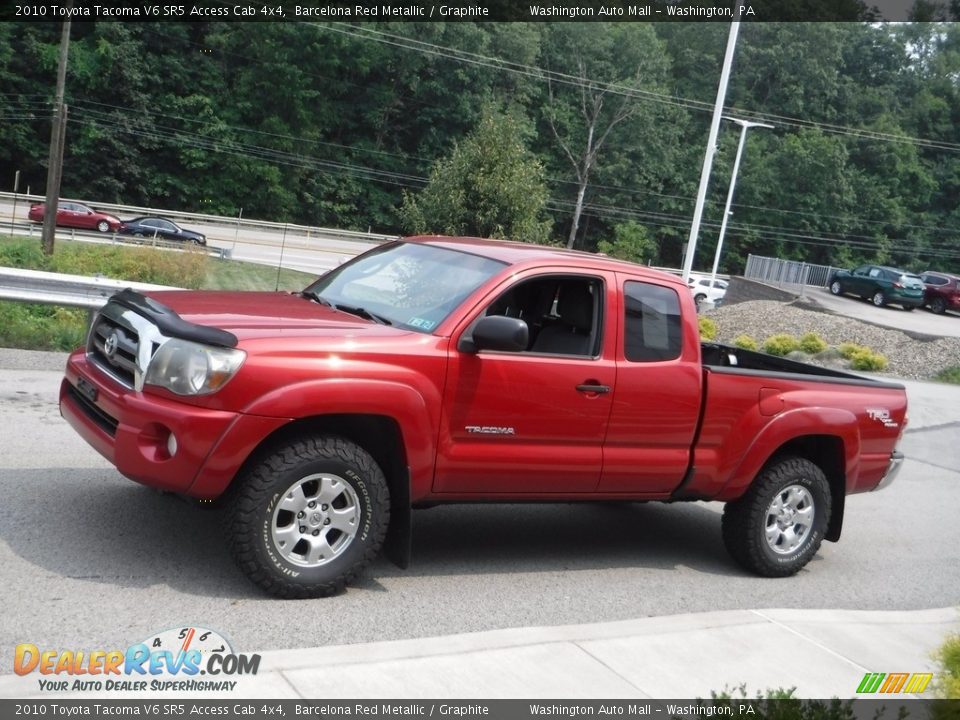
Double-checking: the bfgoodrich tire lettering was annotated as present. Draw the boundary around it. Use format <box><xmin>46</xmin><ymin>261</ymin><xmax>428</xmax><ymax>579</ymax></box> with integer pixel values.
<box><xmin>721</xmin><ymin>456</ymin><xmax>831</xmax><ymax>577</ymax></box>
<box><xmin>227</xmin><ymin>435</ymin><xmax>389</xmax><ymax>598</ymax></box>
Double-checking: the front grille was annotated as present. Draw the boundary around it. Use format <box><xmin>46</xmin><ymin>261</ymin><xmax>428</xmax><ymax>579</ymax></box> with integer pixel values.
<box><xmin>88</xmin><ymin>313</ymin><xmax>140</xmax><ymax>387</ymax></box>
<box><xmin>66</xmin><ymin>384</ymin><xmax>119</xmax><ymax>436</ymax></box>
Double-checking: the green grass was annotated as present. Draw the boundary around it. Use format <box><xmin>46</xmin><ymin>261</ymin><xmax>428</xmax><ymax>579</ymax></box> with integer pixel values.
<box><xmin>203</xmin><ymin>257</ymin><xmax>315</xmax><ymax>292</ymax></box>
<box><xmin>935</xmin><ymin>367</ymin><xmax>960</xmax><ymax>385</ymax></box>
<box><xmin>0</xmin><ymin>235</ymin><xmax>317</xmax><ymax>351</ymax></box>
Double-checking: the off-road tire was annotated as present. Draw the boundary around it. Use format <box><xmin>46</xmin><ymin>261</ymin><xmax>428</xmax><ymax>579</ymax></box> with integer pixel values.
<box><xmin>721</xmin><ymin>456</ymin><xmax>831</xmax><ymax>578</ymax></box>
<box><xmin>226</xmin><ymin>435</ymin><xmax>390</xmax><ymax>598</ymax></box>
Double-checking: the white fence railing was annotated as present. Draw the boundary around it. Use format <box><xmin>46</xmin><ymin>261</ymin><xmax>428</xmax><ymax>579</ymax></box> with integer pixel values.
<box><xmin>744</xmin><ymin>254</ymin><xmax>837</xmax><ymax>290</ymax></box>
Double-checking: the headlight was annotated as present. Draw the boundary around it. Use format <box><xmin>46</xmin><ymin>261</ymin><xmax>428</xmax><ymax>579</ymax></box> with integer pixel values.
<box><xmin>144</xmin><ymin>338</ymin><xmax>245</xmax><ymax>396</ymax></box>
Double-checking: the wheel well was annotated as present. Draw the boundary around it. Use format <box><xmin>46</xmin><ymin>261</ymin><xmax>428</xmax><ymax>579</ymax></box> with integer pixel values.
<box><xmin>225</xmin><ymin>413</ymin><xmax>412</xmax><ymax>567</ymax></box>
<box><xmin>241</xmin><ymin>413</ymin><xmax>408</xmax><ymax>494</ymax></box>
<box><xmin>770</xmin><ymin>435</ymin><xmax>845</xmax><ymax>543</ymax></box>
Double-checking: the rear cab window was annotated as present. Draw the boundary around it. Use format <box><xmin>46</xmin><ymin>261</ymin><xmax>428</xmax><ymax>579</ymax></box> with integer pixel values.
<box><xmin>623</xmin><ymin>281</ymin><xmax>682</xmax><ymax>362</ymax></box>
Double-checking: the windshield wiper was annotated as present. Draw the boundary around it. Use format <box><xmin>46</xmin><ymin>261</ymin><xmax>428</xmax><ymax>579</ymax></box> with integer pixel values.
<box><xmin>333</xmin><ymin>303</ymin><xmax>392</xmax><ymax>325</ymax></box>
<box><xmin>299</xmin><ymin>289</ymin><xmax>333</xmax><ymax>308</ymax></box>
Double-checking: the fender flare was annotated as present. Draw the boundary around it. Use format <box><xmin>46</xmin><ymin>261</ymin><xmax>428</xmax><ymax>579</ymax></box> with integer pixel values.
<box><xmin>718</xmin><ymin>406</ymin><xmax>861</xmax><ymax>503</ymax></box>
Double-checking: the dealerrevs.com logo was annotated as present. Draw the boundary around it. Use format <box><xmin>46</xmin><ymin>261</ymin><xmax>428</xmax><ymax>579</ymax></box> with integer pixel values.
<box><xmin>14</xmin><ymin>626</ymin><xmax>260</xmax><ymax>693</ymax></box>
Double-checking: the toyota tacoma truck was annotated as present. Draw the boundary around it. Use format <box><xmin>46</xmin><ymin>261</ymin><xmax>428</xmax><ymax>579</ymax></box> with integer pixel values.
<box><xmin>60</xmin><ymin>236</ymin><xmax>907</xmax><ymax>597</ymax></box>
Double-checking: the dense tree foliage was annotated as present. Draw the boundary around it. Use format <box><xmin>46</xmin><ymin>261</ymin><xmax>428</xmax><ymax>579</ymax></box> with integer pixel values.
<box><xmin>2</xmin><ymin>20</ymin><xmax>960</xmax><ymax>273</ymax></box>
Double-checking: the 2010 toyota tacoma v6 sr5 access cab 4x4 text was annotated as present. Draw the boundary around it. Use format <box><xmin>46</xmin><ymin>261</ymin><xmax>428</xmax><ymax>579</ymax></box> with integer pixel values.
<box><xmin>60</xmin><ymin>236</ymin><xmax>907</xmax><ymax>597</ymax></box>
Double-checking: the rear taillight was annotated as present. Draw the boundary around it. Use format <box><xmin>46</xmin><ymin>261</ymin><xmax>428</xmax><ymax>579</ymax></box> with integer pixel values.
<box><xmin>892</xmin><ymin>282</ymin><xmax>903</xmax><ymax>289</ymax></box>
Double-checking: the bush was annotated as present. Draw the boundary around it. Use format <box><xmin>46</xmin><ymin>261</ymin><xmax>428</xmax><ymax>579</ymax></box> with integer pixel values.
<box><xmin>934</xmin><ymin>632</ymin><xmax>960</xmax><ymax>699</ymax></box>
<box><xmin>838</xmin><ymin>342</ymin><xmax>868</xmax><ymax>360</ymax></box>
<box><xmin>935</xmin><ymin>367</ymin><xmax>960</xmax><ymax>385</ymax></box>
<box><xmin>733</xmin><ymin>334</ymin><xmax>758</xmax><ymax>351</ymax></box>
<box><xmin>849</xmin><ymin>349</ymin><xmax>888</xmax><ymax>371</ymax></box>
<box><xmin>0</xmin><ymin>301</ymin><xmax>87</xmax><ymax>351</ymax></box>
<box><xmin>698</xmin><ymin>316</ymin><xmax>717</xmax><ymax>340</ymax></box>
<box><xmin>763</xmin><ymin>334</ymin><xmax>799</xmax><ymax>356</ymax></box>
<box><xmin>799</xmin><ymin>332</ymin><xmax>828</xmax><ymax>354</ymax></box>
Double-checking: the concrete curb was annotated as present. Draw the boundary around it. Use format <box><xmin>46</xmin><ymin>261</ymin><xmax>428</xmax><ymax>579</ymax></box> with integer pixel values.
<box><xmin>2</xmin><ymin>608</ymin><xmax>956</xmax><ymax>700</ymax></box>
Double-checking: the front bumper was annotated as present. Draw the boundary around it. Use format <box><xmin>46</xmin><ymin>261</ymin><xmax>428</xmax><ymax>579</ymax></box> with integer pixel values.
<box><xmin>873</xmin><ymin>450</ymin><xmax>904</xmax><ymax>491</ymax></box>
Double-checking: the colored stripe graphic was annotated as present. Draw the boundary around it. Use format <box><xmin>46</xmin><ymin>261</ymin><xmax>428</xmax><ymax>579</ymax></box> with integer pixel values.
<box><xmin>857</xmin><ymin>673</ymin><xmax>885</xmax><ymax>693</ymax></box>
<box><xmin>857</xmin><ymin>671</ymin><xmax>934</xmax><ymax>694</ymax></box>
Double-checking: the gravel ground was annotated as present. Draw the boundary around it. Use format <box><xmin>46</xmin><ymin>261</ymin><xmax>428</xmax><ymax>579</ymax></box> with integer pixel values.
<box><xmin>707</xmin><ymin>299</ymin><xmax>960</xmax><ymax>380</ymax></box>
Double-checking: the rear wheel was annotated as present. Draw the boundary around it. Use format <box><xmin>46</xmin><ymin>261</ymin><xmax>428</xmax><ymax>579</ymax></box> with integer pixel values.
<box><xmin>930</xmin><ymin>297</ymin><xmax>947</xmax><ymax>315</ymax></box>
<box><xmin>722</xmin><ymin>456</ymin><xmax>831</xmax><ymax>577</ymax></box>
<box><xmin>694</xmin><ymin>293</ymin><xmax>706</xmax><ymax>309</ymax></box>
<box><xmin>872</xmin><ymin>291</ymin><xmax>887</xmax><ymax>307</ymax></box>
<box><xmin>903</xmin><ymin>305</ymin><xmax>915</xmax><ymax>312</ymax></box>
<box><xmin>226</xmin><ymin>435</ymin><xmax>390</xmax><ymax>598</ymax></box>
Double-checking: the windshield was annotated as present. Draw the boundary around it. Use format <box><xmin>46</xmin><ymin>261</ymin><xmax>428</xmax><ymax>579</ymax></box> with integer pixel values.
<box><xmin>304</xmin><ymin>242</ymin><xmax>507</xmax><ymax>333</ymax></box>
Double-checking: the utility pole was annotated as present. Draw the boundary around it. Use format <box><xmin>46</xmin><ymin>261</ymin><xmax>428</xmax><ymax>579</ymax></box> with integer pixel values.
<box><xmin>709</xmin><ymin>117</ymin><xmax>774</xmax><ymax>288</ymax></box>
<box><xmin>41</xmin><ymin>9</ymin><xmax>72</xmax><ymax>256</ymax></box>
<box><xmin>681</xmin><ymin>11</ymin><xmax>742</xmax><ymax>282</ymax></box>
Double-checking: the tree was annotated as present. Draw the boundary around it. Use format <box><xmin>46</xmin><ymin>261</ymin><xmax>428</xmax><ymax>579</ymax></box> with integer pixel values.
<box><xmin>539</xmin><ymin>23</ymin><xmax>673</xmax><ymax>249</ymax></box>
<box><xmin>399</xmin><ymin>108</ymin><xmax>552</xmax><ymax>244</ymax></box>
<box><xmin>597</xmin><ymin>222</ymin><xmax>658</xmax><ymax>265</ymax></box>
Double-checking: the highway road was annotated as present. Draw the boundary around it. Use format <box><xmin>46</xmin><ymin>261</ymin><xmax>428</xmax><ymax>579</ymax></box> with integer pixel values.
<box><xmin>0</xmin><ymin>349</ymin><xmax>957</xmax><ymax>673</ymax></box>
<box><xmin>0</xmin><ymin>199</ymin><xmax>383</xmax><ymax>276</ymax></box>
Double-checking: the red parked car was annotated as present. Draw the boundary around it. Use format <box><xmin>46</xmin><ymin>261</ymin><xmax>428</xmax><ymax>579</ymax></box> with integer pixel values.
<box><xmin>920</xmin><ymin>271</ymin><xmax>960</xmax><ymax>315</ymax></box>
<box><xmin>28</xmin><ymin>201</ymin><xmax>121</xmax><ymax>233</ymax></box>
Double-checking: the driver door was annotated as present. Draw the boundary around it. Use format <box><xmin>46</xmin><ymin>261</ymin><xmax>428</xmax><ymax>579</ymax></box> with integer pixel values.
<box><xmin>434</xmin><ymin>271</ymin><xmax>616</xmax><ymax>495</ymax></box>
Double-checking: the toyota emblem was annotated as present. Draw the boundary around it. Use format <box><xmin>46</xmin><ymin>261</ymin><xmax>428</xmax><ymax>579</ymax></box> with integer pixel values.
<box><xmin>103</xmin><ymin>331</ymin><xmax>119</xmax><ymax>359</ymax></box>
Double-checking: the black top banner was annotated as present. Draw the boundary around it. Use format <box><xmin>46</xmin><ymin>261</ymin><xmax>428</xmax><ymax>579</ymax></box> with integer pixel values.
<box><xmin>1</xmin><ymin>0</ymin><xmax>955</xmax><ymax>23</ymax></box>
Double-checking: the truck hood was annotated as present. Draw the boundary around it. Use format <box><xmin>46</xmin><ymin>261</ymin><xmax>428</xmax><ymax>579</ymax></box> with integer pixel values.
<box><xmin>143</xmin><ymin>290</ymin><xmax>404</xmax><ymax>340</ymax></box>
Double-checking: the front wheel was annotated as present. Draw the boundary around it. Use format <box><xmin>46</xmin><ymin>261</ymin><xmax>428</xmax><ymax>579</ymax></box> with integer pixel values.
<box><xmin>96</xmin><ymin>220</ymin><xmax>110</xmax><ymax>232</ymax></box>
<box><xmin>721</xmin><ymin>456</ymin><xmax>831</xmax><ymax>577</ymax></box>
<box><xmin>829</xmin><ymin>280</ymin><xmax>842</xmax><ymax>295</ymax></box>
<box><xmin>872</xmin><ymin>291</ymin><xmax>887</xmax><ymax>307</ymax></box>
<box><xmin>903</xmin><ymin>305</ymin><xmax>915</xmax><ymax>312</ymax></box>
<box><xmin>226</xmin><ymin>435</ymin><xmax>390</xmax><ymax>598</ymax></box>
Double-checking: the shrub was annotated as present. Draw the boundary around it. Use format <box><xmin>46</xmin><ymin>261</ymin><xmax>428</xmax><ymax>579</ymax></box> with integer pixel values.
<box><xmin>763</xmin><ymin>334</ymin><xmax>799</xmax><ymax>356</ymax></box>
<box><xmin>935</xmin><ymin>367</ymin><xmax>960</xmax><ymax>385</ymax></box>
<box><xmin>849</xmin><ymin>349</ymin><xmax>888</xmax><ymax>371</ymax></box>
<box><xmin>698</xmin><ymin>316</ymin><xmax>717</xmax><ymax>341</ymax></box>
<box><xmin>798</xmin><ymin>332</ymin><xmax>828</xmax><ymax>354</ymax></box>
<box><xmin>933</xmin><ymin>632</ymin><xmax>960</xmax><ymax>699</ymax></box>
<box><xmin>733</xmin><ymin>334</ymin><xmax>758</xmax><ymax>351</ymax></box>
<box><xmin>838</xmin><ymin>342</ymin><xmax>867</xmax><ymax>360</ymax></box>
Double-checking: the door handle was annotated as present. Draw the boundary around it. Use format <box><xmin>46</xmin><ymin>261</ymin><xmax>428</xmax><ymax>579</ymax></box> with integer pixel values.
<box><xmin>576</xmin><ymin>383</ymin><xmax>610</xmax><ymax>394</ymax></box>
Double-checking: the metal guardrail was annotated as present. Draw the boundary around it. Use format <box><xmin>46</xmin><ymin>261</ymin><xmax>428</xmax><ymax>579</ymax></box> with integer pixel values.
<box><xmin>5</xmin><ymin>220</ymin><xmax>230</xmax><ymax>260</ymax></box>
<box><xmin>0</xmin><ymin>266</ymin><xmax>180</xmax><ymax>309</ymax></box>
<box><xmin>0</xmin><ymin>191</ymin><xmax>396</xmax><ymax>245</ymax></box>
<box><xmin>744</xmin><ymin>254</ymin><xmax>837</xmax><ymax>292</ymax></box>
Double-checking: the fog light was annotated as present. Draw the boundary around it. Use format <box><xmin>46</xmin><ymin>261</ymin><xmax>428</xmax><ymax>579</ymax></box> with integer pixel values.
<box><xmin>166</xmin><ymin>432</ymin><xmax>178</xmax><ymax>458</ymax></box>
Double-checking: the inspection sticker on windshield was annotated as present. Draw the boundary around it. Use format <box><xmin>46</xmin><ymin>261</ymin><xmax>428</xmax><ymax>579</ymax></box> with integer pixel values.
<box><xmin>408</xmin><ymin>317</ymin><xmax>437</xmax><ymax>330</ymax></box>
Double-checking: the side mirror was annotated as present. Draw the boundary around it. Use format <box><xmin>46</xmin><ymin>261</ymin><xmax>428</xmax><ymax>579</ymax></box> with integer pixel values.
<box><xmin>461</xmin><ymin>316</ymin><xmax>529</xmax><ymax>353</ymax></box>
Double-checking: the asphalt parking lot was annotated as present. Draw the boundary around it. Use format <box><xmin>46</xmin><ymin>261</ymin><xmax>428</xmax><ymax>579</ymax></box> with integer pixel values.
<box><xmin>0</xmin><ymin>352</ymin><xmax>957</xmax><ymax>677</ymax></box>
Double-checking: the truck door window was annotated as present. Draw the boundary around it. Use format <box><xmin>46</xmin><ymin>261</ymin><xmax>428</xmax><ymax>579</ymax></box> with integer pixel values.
<box><xmin>481</xmin><ymin>276</ymin><xmax>602</xmax><ymax>357</ymax></box>
<box><xmin>623</xmin><ymin>281</ymin><xmax>681</xmax><ymax>362</ymax></box>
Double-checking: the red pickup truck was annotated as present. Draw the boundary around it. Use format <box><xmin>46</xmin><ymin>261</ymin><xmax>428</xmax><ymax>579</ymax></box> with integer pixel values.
<box><xmin>60</xmin><ymin>236</ymin><xmax>907</xmax><ymax>597</ymax></box>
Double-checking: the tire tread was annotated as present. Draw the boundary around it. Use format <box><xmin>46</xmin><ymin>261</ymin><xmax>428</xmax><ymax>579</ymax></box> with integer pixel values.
<box><xmin>721</xmin><ymin>456</ymin><xmax>830</xmax><ymax>578</ymax></box>
<box><xmin>226</xmin><ymin>435</ymin><xmax>390</xmax><ymax>599</ymax></box>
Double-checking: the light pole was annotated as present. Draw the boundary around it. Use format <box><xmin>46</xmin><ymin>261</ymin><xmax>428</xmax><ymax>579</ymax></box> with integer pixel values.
<box><xmin>709</xmin><ymin>117</ymin><xmax>774</xmax><ymax>288</ymax></box>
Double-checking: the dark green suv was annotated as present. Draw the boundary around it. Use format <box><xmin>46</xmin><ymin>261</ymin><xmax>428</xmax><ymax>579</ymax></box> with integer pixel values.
<box><xmin>828</xmin><ymin>264</ymin><xmax>925</xmax><ymax>310</ymax></box>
